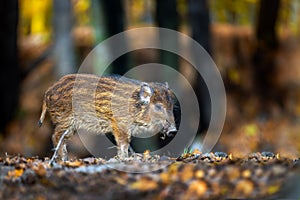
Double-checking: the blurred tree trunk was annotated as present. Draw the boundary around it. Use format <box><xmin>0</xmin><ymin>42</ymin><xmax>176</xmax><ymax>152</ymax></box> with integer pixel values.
<box><xmin>53</xmin><ymin>0</ymin><xmax>76</xmax><ymax>77</ymax></box>
<box><xmin>0</xmin><ymin>0</ymin><xmax>19</xmax><ymax>134</ymax></box>
<box><xmin>100</xmin><ymin>0</ymin><xmax>129</xmax><ymax>75</ymax></box>
<box><xmin>188</xmin><ymin>0</ymin><xmax>210</xmax><ymax>52</ymax></box>
<box><xmin>156</xmin><ymin>0</ymin><xmax>179</xmax><ymax>70</ymax></box>
<box><xmin>188</xmin><ymin>0</ymin><xmax>211</xmax><ymax>133</ymax></box>
<box><xmin>253</xmin><ymin>0</ymin><xmax>281</xmax><ymax>111</ymax></box>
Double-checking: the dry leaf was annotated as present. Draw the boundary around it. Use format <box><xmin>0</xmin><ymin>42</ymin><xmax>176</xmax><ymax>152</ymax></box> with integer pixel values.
<box><xmin>192</xmin><ymin>149</ymin><xmax>201</xmax><ymax>154</ymax></box>
<box><xmin>267</xmin><ymin>184</ymin><xmax>280</xmax><ymax>195</ymax></box>
<box><xmin>242</xmin><ymin>169</ymin><xmax>251</xmax><ymax>178</ymax></box>
<box><xmin>195</xmin><ymin>170</ymin><xmax>205</xmax><ymax>179</ymax></box>
<box><xmin>114</xmin><ymin>177</ymin><xmax>127</xmax><ymax>185</ymax></box>
<box><xmin>64</xmin><ymin>160</ymin><xmax>83</xmax><ymax>167</ymax></box>
<box><xmin>160</xmin><ymin>172</ymin><xmax>171</xmax><ymax>185</ymax></box>
<box><xmin>6</xmin><ymin>168</ymin><xmax>24</xmax><ymax>179</ymax></box>
<box><xmin>180</xmin><ymin>164</ymin><xmax>194</xmax><ymax>182</ymax></box>
<box><xmin>130</xmin><ymin>177</ymin><xmax>158</xmax><ymax>191</ymax></box>
<box><xmin>33</xmin><ymin>163</ymin><xmax>47</xmax><ymax>177</ymax></box>
<box><xmin>235</xmin><ymin>179</ymin><xmax>254</xmax><ymax>196</ymax></box>
<box><xmin>186</xmin><ymin>180</ymin><xmax>207</xmax><ymax>197</ymax></box>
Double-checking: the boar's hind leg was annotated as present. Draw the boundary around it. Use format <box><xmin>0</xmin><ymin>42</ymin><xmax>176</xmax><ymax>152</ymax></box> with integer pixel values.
<box><xmin>50</xmin><ymin>126</ymin><xmax>73</xmax><ymax>164</ymax></box>
<box><xmin>115</xmin><ymin>133</ymin><xmax>131</xmax><ymax>159</ymax></box>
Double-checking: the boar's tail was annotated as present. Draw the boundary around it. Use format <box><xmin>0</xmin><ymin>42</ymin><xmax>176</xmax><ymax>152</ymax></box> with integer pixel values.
<box><xmin>38</xmin><ymin>98</ymin><xmax>47</xmax><ymax>127</ymax></box>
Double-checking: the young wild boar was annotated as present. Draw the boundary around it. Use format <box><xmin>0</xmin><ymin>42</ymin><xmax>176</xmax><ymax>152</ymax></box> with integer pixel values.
<box><xmin>39</xmin><ymin>74</ymin><xmax>177</xmax><ymax>162</ymax></box>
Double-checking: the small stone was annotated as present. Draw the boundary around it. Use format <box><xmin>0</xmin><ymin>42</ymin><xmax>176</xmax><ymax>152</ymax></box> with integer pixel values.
<box><xmin>214</xmin><ymin>152</ymin><xmax>228</xmax><ymax>158</ymax></box>
<box><xmin>261</xmin><ymin>152</ymin><xmax>275</xmax><ymax>158</ymax></box>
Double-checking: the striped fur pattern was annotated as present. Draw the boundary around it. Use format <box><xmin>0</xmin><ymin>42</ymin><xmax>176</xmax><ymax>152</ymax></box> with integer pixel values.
<box><xmin>39</xmin><ymin>74</ymin><xmax>177</xmax><ymax>161</ymax></box>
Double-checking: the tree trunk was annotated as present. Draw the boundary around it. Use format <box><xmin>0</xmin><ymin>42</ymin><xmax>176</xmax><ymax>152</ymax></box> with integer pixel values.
<box><xmin>253</xmin><ymin>0</ymin><xmax>281</xmax><ymax>111</ymax></box>
<box><xmin>0</xmin><ymin>0</ymin><xmax>19</xmax><ymax>134</ymax></box>
<box><xmin>188</xmin><ymin>0</ymin><xmax>211</xmax><ymax>133</ymax></box>
<box><xmin>53</xmin><ymin>0</ymin><xmax>76</xmax><ymax>77</ymax></box>
<box><xmin>100</xmin><ymin>0</ymin><xmax>129</xmax><ymax>75</ymax></box>
<box><xmin>156</xmin><ymin>0</ymin><xmax>179</xmax><ymax>70</ymax></box>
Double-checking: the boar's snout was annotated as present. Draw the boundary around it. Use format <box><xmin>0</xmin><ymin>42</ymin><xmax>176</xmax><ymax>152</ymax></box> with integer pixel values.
<box><xmin>166</xmin><ymin>124</ymin><xmax>177</xmax><ymax>136</ymax></box>
<box><xmin>160</xmin><ymin>120</ymin><xmax>177</xmax><ymax>140</ymax></box>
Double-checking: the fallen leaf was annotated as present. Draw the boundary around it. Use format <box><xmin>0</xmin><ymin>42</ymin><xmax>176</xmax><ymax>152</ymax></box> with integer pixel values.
<box><xmin>160</xmin><ymin>172</ymin><xmax>171</xmax><ymax>184</ymax></box>
<box><xmin>186</xmin><ymin>180</ymin><xmax>207</xmax><ymax>197</ymax></box>
<box><xmin>195</xmin><ymin>170</ymin><xmax>205</xmax><ymax>179</ymax></box>
<box><xmin>192</xmin><ymin>149</ymin><xmax>201</xmax><ymax>154</ymax></box>
<box><xmin>226</xmin><ymin>166</ymin><xmax>241</xmax><ymax>182</ymax></box>
<box><xmin>180</xmin><ymin>164</ymin><xmax>194</xmax><ymax>182</ymax></box>
<box><xmin>6</xmin><ymin>168</ymin><xmax>24</xmax><ymax>179</ymax></box>
<box><xmin>33</xmin><ymin>163</ymin><xmax>47</xmax><ymax>177</ymax></box>
<box><xmin>130</xmin><ymin>177</ymin><xmax>158</xmax><ymax>191</ymax></box>
<box><xmin>242</xmin><ymin>169</ymin><xmax>251</xmax><ymax>178</ymax></box>
<box><xmin>64</xmin><ymin>160</ymin><xmax>83</xmax><ymax>167</ymax></box>
<box><xmin>114</xmin><ymin>177</ymin><xmax>127</xmax><ymax>185</ymax></box>
<box><xmin>267</xmin><ymin>184</ymin><xmax>280</xmax><ymax>195</ymax></box>
<box><xmin>235</xmin><ymin>179</ymin><xmax>254</xmax><ymax>196</ymax></box>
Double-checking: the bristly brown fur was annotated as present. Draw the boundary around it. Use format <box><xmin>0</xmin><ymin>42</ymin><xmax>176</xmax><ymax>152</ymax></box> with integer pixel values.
<box><xmin>39</xmin><ymin>73</ymin><xmax>176</xmax><ymax>161</ymax></box>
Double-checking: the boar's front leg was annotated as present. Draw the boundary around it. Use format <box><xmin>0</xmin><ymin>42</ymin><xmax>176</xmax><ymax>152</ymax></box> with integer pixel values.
<box><xmin>112</xmin><ymin>125</ymin><xmax>130</xmax><ymax>158</ymax></box>
<box><xmin>117</xmin><ymin>137</ymin><xmax>130</xmax><ymax>158</ymax></box>
<box><xmin>111</xmin><ymin>120</ymin><xmax>130</xmax><ymax>159</ymax></box>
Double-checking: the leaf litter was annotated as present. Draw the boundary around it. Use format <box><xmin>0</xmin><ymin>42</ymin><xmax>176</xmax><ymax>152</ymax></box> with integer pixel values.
<box><xmin>0</xmin><ymin>151</ymin><xmax>299</xmax><ymax>200</ymax></box>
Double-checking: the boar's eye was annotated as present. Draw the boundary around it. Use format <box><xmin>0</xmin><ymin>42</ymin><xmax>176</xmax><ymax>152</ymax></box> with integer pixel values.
<box><xmin>154</xmin><ymin>104</ymin><xmax>164</xmax><ymax>112</ymax></box>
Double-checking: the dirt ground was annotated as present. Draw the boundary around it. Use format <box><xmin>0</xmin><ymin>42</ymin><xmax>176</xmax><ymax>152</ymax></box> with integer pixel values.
<box><xmin>1</xmin><ymin>152</ymin><xmax>299</xmax><ymax>200</ymax></box>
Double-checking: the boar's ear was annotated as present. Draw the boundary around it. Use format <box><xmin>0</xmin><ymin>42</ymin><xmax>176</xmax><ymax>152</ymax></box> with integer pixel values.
<box><xmin>139</xmin><ymin>82</ymin><xmax>153</xmax><ymax>105</ymax></box>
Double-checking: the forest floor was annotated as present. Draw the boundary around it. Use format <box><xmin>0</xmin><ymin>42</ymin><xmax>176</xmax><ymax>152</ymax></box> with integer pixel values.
<box><xmin>1</xmin><ymin>152</ymin><xmax>299</xmax><ymax>199</ymax></box>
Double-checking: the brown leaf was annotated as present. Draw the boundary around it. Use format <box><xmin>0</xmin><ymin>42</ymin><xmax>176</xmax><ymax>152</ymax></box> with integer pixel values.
<box><xmin>235</xmin><ymin>179</ymin><xmax>254</xmax><ymax>196</ymax></box>
<box><xmin>64</xmin><ymin>160</ymin><xmax>83</xmax><ymax>167</ymax></box>
<box><xmin>192</xmin><ymin>148</ymin><xmax>202</xmax><ymax>154</ymax></box>
<box><xmin>6</xmin><ymin>168</ymin><xmax>24</xmax><ymax>179</ymax></box>
<box><xmin>195</xmin><ymin>170</ymin><xmax>205</xmax><ymax>179</ymax></box>
<box><xmin>186</xmin><ymin>180</ymin><xmax>207</xmax><ymax>197</ymax></box>
<box><xmin>115</xmin><ymin>177</ymin><xmax>127</xmax><ymax>185</ymax></box>
<box><xmin>130</xmin><ymin>177</ymin><xmax>158</xmax><ymax>191</ymax></box>
<box><xmin>33</xmin><ymin>163</ymin><xmax>47</xmax><ymax>177</ymax></box>
<box><xmin>180</xmin><ymin>164</ymin><xmax>194</xmax><ymax>182</ymax></box>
